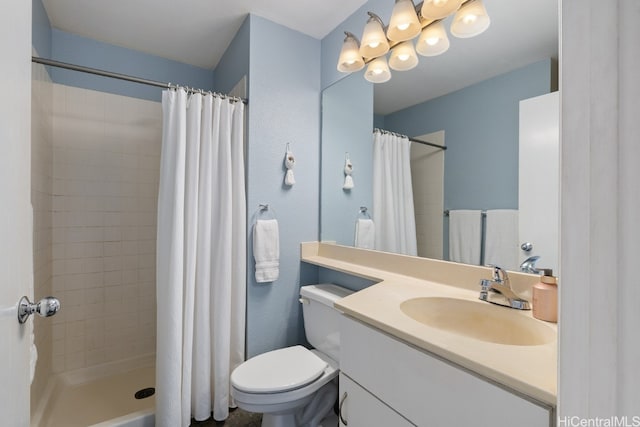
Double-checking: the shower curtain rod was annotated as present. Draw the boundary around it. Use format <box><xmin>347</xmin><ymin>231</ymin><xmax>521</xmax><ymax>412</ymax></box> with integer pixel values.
<box><xmin>32</xmin><ymin>56</ymin><xmax>248</xmax><ymax>104</ymax></box>
<box><xmin>374</xmin><ymin>128</ymin><xmax>447</xmax><ymax>151</ymax></box>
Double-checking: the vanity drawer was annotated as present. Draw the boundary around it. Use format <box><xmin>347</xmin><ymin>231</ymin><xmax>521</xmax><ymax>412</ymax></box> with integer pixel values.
<box><xmin>340</xmin><ymin>315</ymin><xmax>552</xmax><ymax>427</ymax></box>
<box><xmin>339</xmin><ymin>373</ymin><xmax>414</xmax><ymax>427</ymax></box>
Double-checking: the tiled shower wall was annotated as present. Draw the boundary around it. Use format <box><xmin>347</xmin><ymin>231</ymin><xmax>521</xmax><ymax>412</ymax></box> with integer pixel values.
<box><xmin>31</xmin><ymin>58</ymin><xmax>54</xmax><ymax>412</ymax></box>
<box><xmin>51</xmin><ymin>84</ymin><xmax>161</xmax><ymax>373</ymax></box>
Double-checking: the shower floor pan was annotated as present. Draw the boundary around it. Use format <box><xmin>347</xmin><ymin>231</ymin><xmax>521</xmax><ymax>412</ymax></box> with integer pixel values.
<box><xmin>43</xmin><ymin>365</ymin><xmax>155</xmax><ymax>427</ymax></box>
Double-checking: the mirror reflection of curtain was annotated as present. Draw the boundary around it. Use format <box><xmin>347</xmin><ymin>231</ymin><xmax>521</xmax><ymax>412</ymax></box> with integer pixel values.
<box><xmin>372</xmin><ymin>131</ymin><xmax>418</xmax><ymax>255</ymax></box>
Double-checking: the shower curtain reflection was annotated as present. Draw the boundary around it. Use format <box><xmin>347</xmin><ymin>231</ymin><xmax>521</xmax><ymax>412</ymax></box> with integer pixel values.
<box><xmin>372</xmin><ymin>130</ymin><xmax>418</xmax><ymax>256</ymax></box>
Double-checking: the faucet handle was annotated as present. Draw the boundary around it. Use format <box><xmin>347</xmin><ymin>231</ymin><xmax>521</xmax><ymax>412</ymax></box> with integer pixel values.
<box><xmin>486</xmin><ymin>265</ymin><xmax>508</xmax><ymax>283</ymax></box>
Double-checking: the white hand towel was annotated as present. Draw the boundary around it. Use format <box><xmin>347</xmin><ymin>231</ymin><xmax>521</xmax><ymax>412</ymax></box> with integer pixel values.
<box><xmin>484</xmin><ymin>209</ymin><xmax>519</xmax><ymax>271</ymax></box>
<box><xmin>253</xmin><ymin>219</ymin><xmax>279</xmax><ymax>283</ymax></box>
<box><xmin>448</xmin><ymin>210</ymin><xmax>482</xmax><ymax>265</ymax></box>
<box><xmin>354</xmin><ymin>219</ymin><xmax>375</xmax><ymax>249</ymax></box>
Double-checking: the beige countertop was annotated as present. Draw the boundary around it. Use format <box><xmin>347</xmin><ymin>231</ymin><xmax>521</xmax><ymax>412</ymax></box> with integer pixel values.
<box><xmin>301</xmin><ymin>242</ymin><xmax>557</xmax><ymax>407</ymax></box>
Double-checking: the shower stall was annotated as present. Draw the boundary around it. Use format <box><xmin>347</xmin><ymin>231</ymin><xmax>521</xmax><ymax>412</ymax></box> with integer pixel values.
<box><xmin>31</xmin><ymin>59</ymin><xmax>162</xmax><ymax>427</ymax></box>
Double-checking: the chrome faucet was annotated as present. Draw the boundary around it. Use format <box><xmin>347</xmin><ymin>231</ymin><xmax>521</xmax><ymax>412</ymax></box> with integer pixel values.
<box><xmin>479</xmin><ymin>265</ymin><xmax>531</xmax><ymax>310</ymax></box>
<box><xmin>520</xmin><ymin>255</ymin><xmax>541</xmax><ymax>274</ymax></box>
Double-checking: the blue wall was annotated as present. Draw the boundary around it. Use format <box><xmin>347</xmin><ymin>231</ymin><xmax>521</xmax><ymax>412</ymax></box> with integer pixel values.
<box><xmin>245</xmin><ymin>16</ymin><xmax>321</xmax><ymax>357</ymax></box>
<box><xmin>215</xmin><ymin>16</ymin><xmax>250</xmax><ymax>94</ymax></box>
<box><xmin>32</xmin><ymin>0</ymin><xmax>51</xmax><ymax>57</ymax></box>
<box><xmin>384</xmin><ymin>59</ymin><xmax>553</xmax><ymax>257</ymax></box>
<box><xmin>49</xmin><ymin>30</ymin><xmax>215</xmax><ymax>102</ymax></box>
<box><xmin>320</xmin><ymin>73</ymin><xmax>373</xmax><ymax>245</ymax></box>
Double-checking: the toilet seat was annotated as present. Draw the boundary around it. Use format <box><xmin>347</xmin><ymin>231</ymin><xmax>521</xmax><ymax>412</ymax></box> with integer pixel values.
<box><xmin>231</xmin><ymin>349</ymin><xmax>338</xmax><ymax>409</ymax></box>
<box><xmin>231</xmin><ymin>346</ymin><xmax>328</xmax><ymax>393</ymax></box>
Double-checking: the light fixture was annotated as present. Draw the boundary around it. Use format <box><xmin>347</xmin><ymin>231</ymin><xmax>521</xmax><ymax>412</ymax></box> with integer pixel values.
<box><xmin>416</xmin><ymin>21</ymin><xmax>450</xmax><ymax>56</ymax></box>
<box><xmin>337</xmin><ymin>0</ymin><xmax>491</xmax><ymax>83</ymax></box>
<box><xmin>387</xmin><ymin>0</ymin><xmax>422</xmax><ymax>42</ymax></box>
<box><xmin>337</xmin><ymin>32</ymin><xmax>365</xmax><ymax>72</ymax></box>
<box><xmin>450</xmin><ymin>0</ymin><xmax>490</xmax><ymax>38</ymax></box>
<box><xmin>421</xmin><ymin>0</ymin><xmax>463</xmax><ymax>20</ymax></box>
<box><xmin>389</xmin><ymin>41</ymin><xmax>419</xmax><ymax>71</ymax></box>
<box><xmin>359</xmin><ymin>13</ymin><xmax>390</xmax><ymax>58</ymax></box>
<box><xmin>365</xmin><ymin>56</ymin><xmax>392</xmax><ymax>83</ymax></box>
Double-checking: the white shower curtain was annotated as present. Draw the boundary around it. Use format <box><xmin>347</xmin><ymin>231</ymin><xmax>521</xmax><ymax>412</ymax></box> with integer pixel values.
<box><xmin>156</xmin><ymin>89</ymin><xmax>246</xmax><ymax>426</ymax></box>
<box><xmin>372</xmin><ymin>131</ymin><xmax>418</xmax><ymax>256</ymax></box>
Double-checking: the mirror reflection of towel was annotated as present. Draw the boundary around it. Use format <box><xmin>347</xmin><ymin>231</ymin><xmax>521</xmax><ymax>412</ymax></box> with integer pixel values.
<box><xmin>253</xmin><ymin>219</ymin><xmax>279</xmax><ymax>283</ymax></box>
<box><xmin>484</xmin><ymin>209</ymin><xmax>519</xmax><ymax>271</ymax></box>
<box><xmin>448</xmin><ymin>210</ymin><xmax>482</xmax><ymax>265</ymax></box>
<box><xmin>355</xmin><ymin>219</ymin><xmax>375</xmax><ymax>249</ymax></box>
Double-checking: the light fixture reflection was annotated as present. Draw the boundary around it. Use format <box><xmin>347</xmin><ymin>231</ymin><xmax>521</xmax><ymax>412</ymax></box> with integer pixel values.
<box><xmin>365</xmin><ymin>56</ymin><xmax>392</xmax><ymax>83</ymax></box>
<box><xmin>359</xmin><ymin>12</ymin><xmax>390</xmax><ymax>58</ymax></box>
<box><xmin>387</xmin><ymin>0</ymin><xmax>422</xmax><ymax>42</ymax></box>
<box><xmin>450</xmin><ymin>0</ymin><xmax>491</xmax><ymax>38</ymax></box>
<box><xmin>421</xmin><ymin>0</ymin><xmax>463</xmax><ymax>20</ymax></box>
<box><xmin>416</xmin><ymin>21</ymin><xmax>450</xmax><ymax>56</ymax></box>
<box><xmin>388</xmin><ymin>40</ymin><xmax>419</xmax><ymax>71</ymax></box>
<box><xmin>337</xmin><ymin>32</ymin><xmax>365</xmax><ymax>72</ymax></box>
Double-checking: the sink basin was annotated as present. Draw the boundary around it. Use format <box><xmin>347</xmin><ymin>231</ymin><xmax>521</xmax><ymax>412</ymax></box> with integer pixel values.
<box><xmin>400</xmin><ymin>297</ymin><xmax>555</xmax><ymax>346</ymax></box>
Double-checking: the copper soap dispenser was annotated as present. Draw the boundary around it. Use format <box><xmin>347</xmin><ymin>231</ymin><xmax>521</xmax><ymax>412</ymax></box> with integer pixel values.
<box><xmin>532</xmin><ymin>269</ymin><xmax>558</xmax><ymax>323</ymax></box>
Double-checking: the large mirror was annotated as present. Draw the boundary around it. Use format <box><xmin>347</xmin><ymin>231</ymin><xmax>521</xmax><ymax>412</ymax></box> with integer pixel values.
<box><xmin>320</xmin><ymin>0</ymin><xmax>559</xmax><ymax>273</ymax></box>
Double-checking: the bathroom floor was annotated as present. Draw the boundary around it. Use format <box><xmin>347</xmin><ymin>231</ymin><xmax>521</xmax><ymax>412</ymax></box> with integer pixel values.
<box><xmin>190</xmin><ymin>408</ymin><xmax>262</xmax><ymax>426</ymax></box>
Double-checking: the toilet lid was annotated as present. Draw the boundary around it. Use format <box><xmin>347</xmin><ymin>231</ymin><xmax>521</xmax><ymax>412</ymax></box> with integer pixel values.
<box><xmin>231</xmin><ymin>346</ymin><xmax>328</xmax><ymax>393</ymax></box>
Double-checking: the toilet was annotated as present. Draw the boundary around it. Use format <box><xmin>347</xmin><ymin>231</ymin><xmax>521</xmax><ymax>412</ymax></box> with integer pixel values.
<box><xmin>231</xmin><ymin>284</ymin><xmax>353</xmax><ymax>427</ymax></box>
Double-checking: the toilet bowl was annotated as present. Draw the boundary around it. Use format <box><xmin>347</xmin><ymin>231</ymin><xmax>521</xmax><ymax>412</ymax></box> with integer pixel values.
<box><xmin>230</xmin><ymin>284</ymin><xmax>353</xmax><ymax>427</ymax></box>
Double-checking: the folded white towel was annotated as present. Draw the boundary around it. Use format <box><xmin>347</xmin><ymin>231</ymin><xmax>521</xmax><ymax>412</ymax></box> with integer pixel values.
<box><xmin>484</xmin><ymin>209</ymin><xmax>519</xmax><ymax>271</ymax></box>
<box><xmin>253</xmin><ymin>219</ymin><xmax>279</xmax><ymax>283</ymax></box>
<box><xmin>354</xmin><ymin>219</ymin><xmax>375</xmax><ymax>249</ymax></box>
<box><xmin>448</xmin><ymin>210</ymin><xmax>482</xmax><ymax>265</ymax></box>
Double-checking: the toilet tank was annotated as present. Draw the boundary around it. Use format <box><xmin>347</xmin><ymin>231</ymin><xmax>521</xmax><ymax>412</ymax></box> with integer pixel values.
<box><xmin>299</xmin><ymin>284</ymin><xmax>354</xmax><ymax>362</ymax></box>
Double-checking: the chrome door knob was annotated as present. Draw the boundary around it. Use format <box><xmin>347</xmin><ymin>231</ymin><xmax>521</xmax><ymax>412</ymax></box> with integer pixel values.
<box><xmin>18</xmin><ymin>296</ymin><xmax>60</xmax><ymax>324</ymax></box>
<box><xmin>520</xmin><ymin>242</ymin><xmax>533</xmax><ymax>252</ymax></box>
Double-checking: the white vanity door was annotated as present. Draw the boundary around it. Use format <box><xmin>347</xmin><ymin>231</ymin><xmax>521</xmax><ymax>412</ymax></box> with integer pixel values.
<box><xmin>339</xmin><ymin>373</ymin><xmax>415</xmax><ymax>427</ymax></box>
<box><xmin>519</xmin><ymin>91</ymin><xmax>560</xmax><ymax>273</ymax></box>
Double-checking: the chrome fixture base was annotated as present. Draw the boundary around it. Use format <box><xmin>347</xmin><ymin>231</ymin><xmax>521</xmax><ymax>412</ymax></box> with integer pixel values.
<box><xmin>479</xmin><ymin>290</ymin><xmax>531</xmax><ymax>310</ymax></box>
<box><xmin>479</xmin><ymin>266</ymin><xmax>531</xmax><ymax>311</ymax></box>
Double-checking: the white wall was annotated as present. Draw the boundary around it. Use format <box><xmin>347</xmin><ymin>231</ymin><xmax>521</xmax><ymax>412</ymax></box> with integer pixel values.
<box><xmin>50</xmin><ymin>85</ymin><xmax>161</xmax><ymax>372</ymax></box>
<box><xmin>411</xmin><ymin>131</ymin><xmax>445</xmax><ymax>259</ymax></box>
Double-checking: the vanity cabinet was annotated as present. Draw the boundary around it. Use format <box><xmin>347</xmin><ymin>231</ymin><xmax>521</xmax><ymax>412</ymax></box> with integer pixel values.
<box><xmin>339</xmin><ymin>315</ymin><xmax>554</xmax><ymax>427</ymax></box>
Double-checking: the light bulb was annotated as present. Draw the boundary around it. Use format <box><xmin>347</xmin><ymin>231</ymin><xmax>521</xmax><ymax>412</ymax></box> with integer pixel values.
<box><xmin>389</xmin><ymin>40</ymin><xmax>418</xmax><ymax>70</ymax></box>
<box><xmin>387</xmin><ymin>0</ymin><xmax>421</xmax><ymax>42</ymax></box>
<box><xmin>450</xmin><ymin>0</ymin><xmax>490</xmax><ymax>38</ymax></box>
<box><xmin>426</xmin><ymin>36</ymin><xmax>440</xmax><ymax>46</ymax></box>
<box><xmin>337</xmin><ymin>32</ymin><xmax>365</xmax><ymax>72</ymax></box>
<box><xmin>463</xmin><ymin>14</ymin><xmax>477</xmax><ymax>24</ymax></box>
<box><xmin>416</xmin><ymin>21</ymin><xmax>449</xmax><ymax>56</ymax></box>
<box><xmin>421</xmin><ymin>0</ymin><xmax>463</xmax><ymax>20</ymax></box>
<box><xmin>359</xmin><ymin>12</ymin><xmax>390</xmax><ymax>58</ymax></box>
<box><xmin>364</xmin><ymin>56</ymin><xmax>391</xmax><ymax>83</ymax></box>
